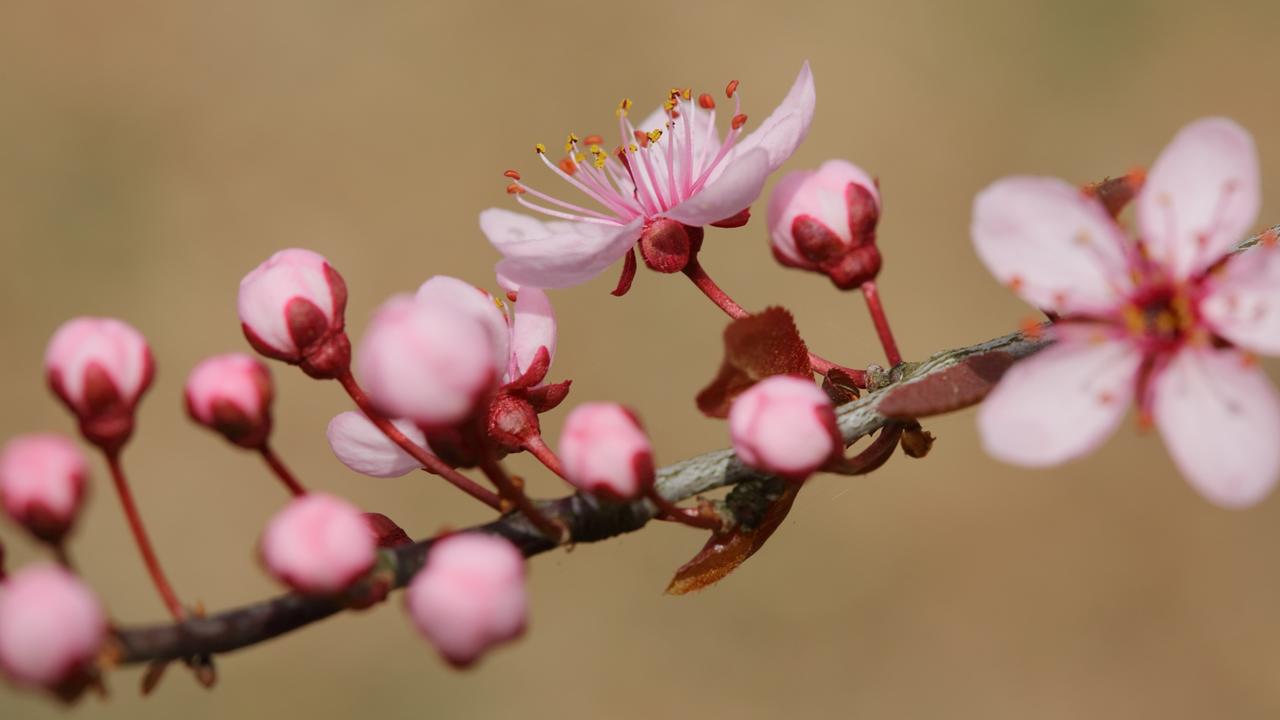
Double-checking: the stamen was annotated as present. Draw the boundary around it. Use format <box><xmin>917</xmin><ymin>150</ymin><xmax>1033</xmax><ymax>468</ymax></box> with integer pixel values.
<box><xmin>564</xmin><ymin>133</ymin><xmax>580</xmax><ymax>153</ymax></box>
<box><xmin>503</xmin><ymin>170</ymin><xmax>521</xmax><ymax>180</ymax></box>
<box><xmin>559</xmin><ymin>157</ymin><xmax>577</xmax><ymax>175</ymax></box>
<box><xmin>616</xmin><ymin>98</ymin><xmax>632</xmax><ymax>118</ymax></box>
<box><xmin>731</xmin><ymin>113</ymin><xmax>748</xmax><ymax>130</ymax></box>
<box><xmin>698</xmin><ymin>93</ymin><xmax>715</xmax><ymax>109</ymax></box>
<box><xmin>506</xmin><ymin>184</ymin><xmax>525</xmax><ymax>194</ymax></box>
<box><xmin>725</xmin><ymin>79</ymin><xmax>739</xmax><ymax>98</ymax></box>
<box><xmin>534</xmin><ymin>143</ymin><xmax>547</xmax><ymax>155</ymax></box>
<box><xmin>583</xmin><ymin>134</ymin><xmax>604</xmax><ymax>146</ymax></box>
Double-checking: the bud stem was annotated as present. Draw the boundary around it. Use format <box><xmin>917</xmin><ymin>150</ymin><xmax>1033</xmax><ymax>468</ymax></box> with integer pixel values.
<box><xmin>335</xmin><ymin>371</ymin><xmax>502</xmax><ymax>510</ymax></box>
<box><xmin>520</xmin><ymin>435</ymin><xmax>566</xmax><ymax>479</ymax></box>
<box><xmin>259</xmin><ymin>445</ymin><xmax>307</xmax><ymax>497</ymax></box>
<box><xmin>682</xmin><ymin>258</ymin><xmax>868</xmax><ymax>386</ymax></box>
<box><xmin>860</xmin><ymin>281</ymin><xmax>902</xmax><ymax>367</ymax></box>
<box><xmin>104</xmin><ymin>451</ymin><xmax>187</xmax><ymax>621</ymax></box>
<box><xmin>476</xmin><ymin>453</ymin><xmax>566</xmax><ymax>541</ymax></box>
<box><xmin>644</xmin><ymin>487</ymin><xmax>723</xmax><ymax>531</ymax></box>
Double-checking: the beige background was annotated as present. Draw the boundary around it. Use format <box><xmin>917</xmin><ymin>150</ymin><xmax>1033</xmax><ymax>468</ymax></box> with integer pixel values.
<box><xmin>3</xmin><ymin>1</ymin><xmax>1280</xmax><ymax>718</ymax></box>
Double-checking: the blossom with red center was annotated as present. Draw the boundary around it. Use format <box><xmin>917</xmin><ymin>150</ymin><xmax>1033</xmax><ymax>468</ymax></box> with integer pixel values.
<box><xmin>480</xmin><ymin>63</ymin><xmax>816</xmax><ymax>290</ymax></box>
<box><xmin>973</xmin><ymin>117</ymin><xmax>1280</xmax><ymax>507</ymax></box>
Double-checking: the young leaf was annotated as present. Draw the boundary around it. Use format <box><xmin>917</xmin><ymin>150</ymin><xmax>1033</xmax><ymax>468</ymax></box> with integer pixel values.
<box><xmin>696</xmin><ymin>307</ymin><xmax>813</xmax><ymax>418</ymax></box>
<box><xmin>876</xmin><ymin>350</ymin><xmax>1015</xmax><ymax>419</ymax></box>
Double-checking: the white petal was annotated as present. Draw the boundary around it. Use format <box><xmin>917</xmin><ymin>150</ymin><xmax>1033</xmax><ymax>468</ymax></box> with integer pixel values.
<box><xmin>1200</xmin><ymin>245</ymin><xmax>1280</xmax><ymax>355</ymax></box>
<box><xmin>972</xmin><ymin>176</ymin><xmax>1133</xmax><ymax>315</ymax></box>
<box><xmin>978</xmin><ymin>335</ymin><xmax>1141</xmax><ymax>466</ymax></box>
<box><xmin>481</xmin><ymin>209</ymin><xmax>643</xmax><ymax>289</ymax></box>
<box><xmin>1153</xmin><ymin>347</ymin><xmax>1280</xmax><ymax>508</ymax></box>
<box><xmin>1137</xmin><ymin>118</ymin><xmax>1260</xmax><ymax>279</ymax></box>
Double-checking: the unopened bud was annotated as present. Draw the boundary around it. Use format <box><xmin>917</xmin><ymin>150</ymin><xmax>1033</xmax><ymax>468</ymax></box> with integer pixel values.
<box><xmin>406</xmin><ymin>533</ymin><xmax>527</xmax><ymax>668</ymax></box>
<box><xmin>0</xmin><ymin>564</ymin><xmax>106</xmax><ymax>696</ymax></box>
<box><xmin>0</xmin><ymin>435</ymin><xmax>88</xmax><ymax>544</ymax></box>
<box><xmin>45</xmin><ymin>317</ymin><xmax>154</xmax><ymax>452</ymax></box>
<box><xmin>184</xmin><ymin>353</ymin><xmax>274</xmax><ymax>449</ymax></box>
<box><xmin>768</xmin><ymin>159</ymin><xmax>883</xmax><ymax>289</ymax></box>
<box><xmin>558</xmin><ymin>403</ymin><xmax>654</xmax><ymax>500</ymax></box>
<box><xmin>729</xmin><ymin>375</ymin><xmax>841</xmax><ymax>481</ymax></box>
<box><xmin>261</xmin><ymin>493</ymin><xmax>377</xmax><ymax>594</ymax></box>
<box><xmin>238</xmin><ymin>249</ymin><xmax>350</xmax><ymax>379</ymax></box>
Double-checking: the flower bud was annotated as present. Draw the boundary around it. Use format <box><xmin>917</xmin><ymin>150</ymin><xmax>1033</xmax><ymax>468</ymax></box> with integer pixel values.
<box><xmin>261</xmin><ymin>493</ymin><xmax>376</xmax><ymax>594</ymax></box>
<box><xmin>45</xmin><ymin>317</ymin><xmax>154</xmax><ymax>452</ymax></box>
<box><xmin>406</xmin><ymin>533</ymin><xmax>527</xmax><ymax>668</ymax></box>
<box><xmin>238</xmin><ymin>249</ymin><xmax>350</xmax><ymax>379</ymax></box>
<box><xmin>729</xmin><ymin>375</ymin><xmax>841</xmax><ymax>481</ymax></box>
<box><xmin>356</xmin><ymin>295</ymin><xmax>499</xmax><ymax>429</ymax></box>
<box><xmin>0</xmin><ymin>564</ymin><xmax>106</xmax><ymax>694</ymax></box>
<box><xmin>184</xmin><ymin>353</ymin><xmax>274</xmax><ymax>449</ymax></box>
<box><xmin>0</xmin><ymin>435</ymin><xmax>88</xmax><ymax>544</ymax></box>
<box><xmin>558</xmin><ymin>403</ymin><xmax>654</xmax><ymax>500</ymax></box>
<box><xmin>767</xmin><ymin>159</ymin><xmax>882</xmax><ymax>289</ymax></box>
<box><xmin>415</xmin><ymin>276</ymin><xmax>510</xmax><ymax>374</ymax></box>
<box><xmin>326</xmin><ymin>411</ymin><xmax>429</xmax><ymax>478</ymax></box>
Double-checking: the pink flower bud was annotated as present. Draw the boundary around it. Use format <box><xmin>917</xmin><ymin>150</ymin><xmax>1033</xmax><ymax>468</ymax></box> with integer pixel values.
<box><xmin>356</xmin><ymin>295</ymin><xmax>499</xmax><ymax>429</ymax></box>
<box><xmin>405</xmin><ymin>533</ymin><xmax>527</xmax><ymax>668</ymax></box>
<box><xmin>558</xmin><ymin>403</ymin><xmax>654</xmax><ymax>500</ymax></box>
<box><xmin>184</xmin><ymin>353</ymin><xmax>274</xmax><ymax>449</ymax></box>
<box><xmin>260</xmin><ymin>493</ymin><xmax>376</xmax><ymax>594</ymax></box>
<box><xmin>45</xmin><ymin>317</ymin><xmax>154</xmax><ymax>452</ymax></box>
<box><xmin>0</xmin><ymin>435</ymin><xmax>88</xmax><ymax>544</ymax></box>
<box><xmin>767</xmin><ymin>159</ymin><xmax>882</xmax><ymax>289</ymax></box>
<box><xmin>0</xmin><ymin>564</ymin><xmax>105</xmax><ymax>692</ymax></box>
<box><xmin>238</xmin><ymin>249</ymin><xmax>351</xmax><ymax>379</ymax></box>
<box><xmin>729</xmin><ymin>375</ymin><xmax>841</xmax><ymax>481</ymax></box>
<box><xmin>325</xmin><ymin>411</ymin><xmax>429</xmax><ymax>478</ymax></box>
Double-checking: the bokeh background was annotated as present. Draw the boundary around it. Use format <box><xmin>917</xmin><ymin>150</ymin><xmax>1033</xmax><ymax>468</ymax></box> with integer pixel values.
<box><xmin>4</xmin><ymin>1</ymin><xmax>1280</xmax><ymax>717</ymax></box>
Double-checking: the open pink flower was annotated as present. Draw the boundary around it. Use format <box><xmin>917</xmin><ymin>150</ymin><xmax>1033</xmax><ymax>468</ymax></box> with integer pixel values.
<box><xmin>480</xmin><ymin>63</ymin><xmax>816</xmax><ymax>290</ymax></box>
<box><xmin>973</xmin><ymin>117</ymin><xmax>1280</xmax><ymax>507</ymax></box>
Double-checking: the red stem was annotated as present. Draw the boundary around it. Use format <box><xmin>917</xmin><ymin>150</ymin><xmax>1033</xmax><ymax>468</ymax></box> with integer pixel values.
<box><xmin>336</xmin><ymin>371</ymin><xmax>502</xmax><ymax>511</ymax></box>
<box><xmin>521</xmin><ymin>435</ymin><xmax>566</xmax><ymax>479</ymax></box>
<box><xmin>860</xmin><ymin>281</ymin><xmax>902</xmax><ymax>367</ymax></box>
<box><xmin>476</xmin><ymin>453</ymin><xmax>565</xmax><ymax>541</ymax></box>
<box><xmin>259</xmin><ymin>445</ymin><xmax>307</xmax><ymax>497</ymax></box>
<box><xmin>644</xmin><ymin>487</ymin><xmax>723</xmax><ymax>531</ymax></box>
<box><xmin>682</xmin><ymin>258</ymin><xmax>868</xmax><ymax>386</ymax></box>
<box><xmin>105</xmin><ymin>451</ymin><xmax>186</xmax><ymax>620</ymax></box>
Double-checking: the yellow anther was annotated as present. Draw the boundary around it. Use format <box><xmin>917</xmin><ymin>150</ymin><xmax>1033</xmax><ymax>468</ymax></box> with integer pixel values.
<box><xmin>1122</xmin><ymin>305</ymin><xmax>1144</xmax><ymax>336</ymax></box>
<box><xmin>616</xmin><ymin>98</ymin><xmax>632</xmax><ymax>117</ymax></box>
<box><xmin>647</xmin><ymin>129</ymin><xmax>663</xmax><ymax>143</ymax></box>
<box><xmin>534</xmin><ymin>143</ymin><xmax>547</xmax><ymax>155</ymax></box>
<box><xmin>574</xmin><ymin>152</ymin><xmax>585</xmax><ymax>164</ymax></box>
<box><xmin>681</xmin><ymin>87</ymin><xmax>692</xmax><ymax>100</ymax></box>
<box><xmin>564</xmin><ymin>133</ymin><xmax>580</xmax><ymax>153</ymax></box>
<box><xmin>593</xmin><ymin>154</ymin><xmax>606</xmax><ymax>169</ymax></box>
<box><xmin>629</xmin><ymin>143</ymin><xmax>638</xmax><ymax>152</ymax></box>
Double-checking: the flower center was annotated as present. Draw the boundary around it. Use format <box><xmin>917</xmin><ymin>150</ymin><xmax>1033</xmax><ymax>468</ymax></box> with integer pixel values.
<box><xmin>1122</xmin><ymin>282</ymin><xmax>1201</xmax><ymax>352</ymax></box>
<box><xmin>502</xmin><ymin>81</ymin><xmax>750</xmax><ymax>226</ymax></box>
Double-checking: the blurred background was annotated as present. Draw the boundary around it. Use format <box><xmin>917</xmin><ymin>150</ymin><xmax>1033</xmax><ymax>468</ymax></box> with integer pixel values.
<box><xmin>3</xmin><ymin>1</ymin><xmax>1280</xmax><ymax>717</ymax></box>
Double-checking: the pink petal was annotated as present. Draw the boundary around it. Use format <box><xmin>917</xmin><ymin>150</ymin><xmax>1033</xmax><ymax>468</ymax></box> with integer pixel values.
<box><xmin>1200</xmin><ymin>245</ymin><xmax>1280</xmax><ymax>355</ymax></box>
<box><xmin>972</xmin><ymin>177</ymin><xmax>1133</xmax><ymax>315</ymax></box>
<box><xmin>1137</xmin><ymin>117</ymin><xmax>1260</xmax><ymax>279</ymax></box>
<box><xmin>415</xmin><ymin>276</ymin><xmax>510</xmax><ymax>373</ymax></box>
<box><xmin>733</xmin><ymin>61</ymin><xmax>816</xmax><ymax>173</ymax></box>
<box><xmin>1152</xmin><ymin>347</ymin><xmax>1280</xmax><ymax>508</ymax></box>
<box><xmin>508</xmin><ymin>288</ymin><xmax>556</xmax><ymax>381</ymax></box>
<box><xmin>481</xmin><ymin>209</ymin><xmax>643</xmax><ymax>289</ymax></box>
<box><xmin>978</xmin><ymin>335</ymin><xmax>1141</xmax><ymax>466</ymax></box>
<box><xmin>664</xmin><ymin>148</ymin><xmax>770</xmax><ymax>227</ymax></box>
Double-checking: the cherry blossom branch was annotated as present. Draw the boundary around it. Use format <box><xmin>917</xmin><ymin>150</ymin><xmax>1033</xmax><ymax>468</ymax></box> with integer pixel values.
<box><xmin>108</xmin><ymin>326</ymin><xmax>1042</xmax><ymax>665</ymax></box>
<box><xmin>104</xmin><ymin>224</ymin><xmax>1278</xmax><ymax>668</ymax></box>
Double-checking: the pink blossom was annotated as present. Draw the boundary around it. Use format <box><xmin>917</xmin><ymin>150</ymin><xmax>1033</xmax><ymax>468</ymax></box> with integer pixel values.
<box><xmin>45</xmin><ymin>316</ymin><xmax>154</xmax><ymax>451</ymax></box>
<box><xmin>405</xmin><ymin>533</ymin><xmax>527</xmax><ymax>668</ymax></box>
<box><xmin>0</xmin><ymin>435</ymin><xmax>88</xmax><ymax>544</ymax></box>
<box><xmin>0</xmin><ymin>564</ymin><xmax>105</xmax><ymax>690</ymax></box>
<box><xmin>260</xmin><ymin>493</ymin><xmax>377</xmax><ymax>594</ymax></box>
<box><xmin>326</xmin><ymin>411</ymin><xmax>430</xmax><ymax>478</ymax></box>
<box><xmin>238</xmin><ymin>249</ymin><xmax>350</xmax><ymax>378</ymax></box>
<box><xmin>480</xmin><ymin>63</ymin><xmax>816</xmax><ymax>289</ymax></box>
<box><xmin>729</xmin><ymin>375</ymin><xmax>841</xmax><ymax>481</ymax></box>
<box><xmin>973</xmin><ymin>117</ymin><xmax>1280</xmax><ymax>507</ymax></box>
<box><xmin>767</xmin><ymin>159</ymin><xmax>883</xmax><ymax>288</ymax></box>
<box><xmin>184</xmin><ymin>353</ymin><xmax>274</xmax><ymax>449</ymax></box>
<box><xmin>356</xmin><ymin>295</ymin><xmax>501</xmax><ymax>429</ymax></box>
<box><xmin>558</xmin><ymin>403</ymin><xmax>654</xmax><ymax>500</ymax></box>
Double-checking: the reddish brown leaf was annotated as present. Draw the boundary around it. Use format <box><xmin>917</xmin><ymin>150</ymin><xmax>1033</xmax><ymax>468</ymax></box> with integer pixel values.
<box><xmin>877</xmin><ymin>350</ymin><xmax>1015</xmax><ymax>419</ymax></box>
<box><xmin>696</xmin><ymin>307</ymin><xmax>813</xmax><ymax>418</ymax></box>
<box><xmin>665</xmin><ymin>483</ymin><xmax>801</xmax><ymax>595</ymax></box>
<box><xmin>363</xmin><ymin>512</ymin><xmax>412</xmax><ymax>548</ymax></box>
